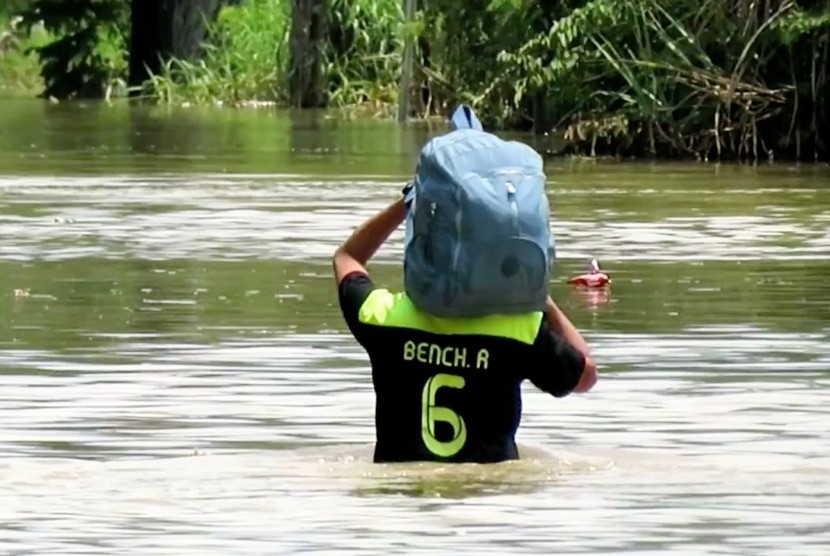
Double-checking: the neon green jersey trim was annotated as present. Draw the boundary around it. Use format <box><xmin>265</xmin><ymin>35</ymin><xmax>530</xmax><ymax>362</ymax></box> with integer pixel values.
<box><xmin>358</xmin><ymin>289</ymin><xmax>542</xmax><ymax>345</ymax></box>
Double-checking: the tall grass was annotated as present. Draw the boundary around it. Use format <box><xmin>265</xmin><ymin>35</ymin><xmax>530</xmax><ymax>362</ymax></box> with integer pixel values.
<box><xmin>324</xmin><ymin>0</ymin><xmax>404</xmax><ymax>117</ymax></box>
<box><xmin>145</xmin><ymin>0</ymin><xmax>404</xmax><ymax>114</ymax></box>
<box><xmin>144</xmin><ymin>0</ymin><xmax>291</xmax><ymax>106</ymax></box>
<box><xmin>413</xmin><ymin>0</ymin><xmax>545</xmax><ymax>125</ymax></box>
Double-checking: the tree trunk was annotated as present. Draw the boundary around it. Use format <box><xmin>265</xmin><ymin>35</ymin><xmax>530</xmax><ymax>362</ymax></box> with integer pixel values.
<box><xmin>288</xmin><ymin>0</ymin><xmax>328</xmax><ymax>108</ymax></box>
<box><xmin>166</xmin><ymin>0</ymin><xmax>225</xmax><ymax>60</ymax></box>
<box><xmin>129</xmin><ymin>0</ymin><xmax>225</xmax><ymax>91</ymax></box>
<box><xmin>531</xmin><ymin>0</ymin><xmax>561</xmax><ymax>134</ymax></box>
<box><xmin>129</xmin><ymin>0</ymin><xmax>162</xmax><ymax>90</ymax></box>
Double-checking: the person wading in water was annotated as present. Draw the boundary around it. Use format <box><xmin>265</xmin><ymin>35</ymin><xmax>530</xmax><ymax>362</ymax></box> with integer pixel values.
<box><xmin>333</xmin><ymin>107</ymin><xmax>597</xmax><ymax>464</ymax></box>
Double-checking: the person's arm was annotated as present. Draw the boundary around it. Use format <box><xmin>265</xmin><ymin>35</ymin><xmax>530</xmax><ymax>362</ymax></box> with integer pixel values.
<box><xmin>544</xmin><ymin>295</ymin><xmax>597</xmax><ymax>393</ymax></box>
<box><xmin>333</xmin><ymin>197</ymin><xmax>407</xmax><ymax>284</ymax></box>
<box><xmin>544</xmin><ymin>295</ymin><xmax>590</xmax><ymax>354</ymax></box>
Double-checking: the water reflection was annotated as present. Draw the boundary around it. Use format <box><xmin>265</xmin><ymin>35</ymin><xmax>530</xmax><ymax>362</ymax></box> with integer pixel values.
<box><xmin>568</xmin><ymin>286</ymin><xmax>612</xmax><ymax>307</ymax></box>
<box><xmin>127</xmin><ymin>103</ymin><xmax>204</xmax><ymax>159</ymax></box>
<box><xmin>289</xmin><ymin>109</ymin><xmax>339</xmax><ymax>157</ymax></box>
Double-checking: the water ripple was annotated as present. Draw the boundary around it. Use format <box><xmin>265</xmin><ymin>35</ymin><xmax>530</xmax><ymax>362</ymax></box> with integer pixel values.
<box><xmin>2</xmin><ymin>166</ymin><xmax>830</xmax><ymax>555</ymax></box>
<box><xmin>1</xmin><ymin>326</ymin><xmax>829</xmax><ymax>555</ymax></box>
<box><xmin>1</xmin><ymin>175</ymin><xmax>828</xmax><ymax>262</ymax></box>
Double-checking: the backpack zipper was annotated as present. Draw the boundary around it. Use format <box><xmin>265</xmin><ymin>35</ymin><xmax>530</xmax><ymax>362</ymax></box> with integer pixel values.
<box><xmin>506</xmin><ymin>180</ymin><xmax>519</xmax><ymax>234</ymax></box>
<box><xmin>452</xmin><ymin>187</ymin><xmax>462</xmax><ymax>270</ymax></box>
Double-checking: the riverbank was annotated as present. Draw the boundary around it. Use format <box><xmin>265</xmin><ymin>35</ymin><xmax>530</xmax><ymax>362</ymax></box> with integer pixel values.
<box><xmin>3</xmin><ymin>0</ymin><xmax>829</xmax><ymax>161</ymax></box>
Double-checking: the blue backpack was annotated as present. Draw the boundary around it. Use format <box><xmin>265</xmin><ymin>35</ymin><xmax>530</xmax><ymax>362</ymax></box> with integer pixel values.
<box><xmin>403</xmin><ymin>105</ymin><xmax>555</xmax><ymax>318</ymax></box>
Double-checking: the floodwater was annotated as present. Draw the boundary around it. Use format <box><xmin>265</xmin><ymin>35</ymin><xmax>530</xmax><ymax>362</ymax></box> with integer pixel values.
<box><xmin>1</xmin><ymin>99</ymin><xmax>829</xmax><ymax>555</ymax></box>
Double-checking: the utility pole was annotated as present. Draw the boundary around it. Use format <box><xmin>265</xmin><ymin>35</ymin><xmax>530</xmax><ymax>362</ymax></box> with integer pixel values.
<box><xmin>397</xmin><ymin>0</ymin><xmax>417</xmax><ymax>123</ymax></box>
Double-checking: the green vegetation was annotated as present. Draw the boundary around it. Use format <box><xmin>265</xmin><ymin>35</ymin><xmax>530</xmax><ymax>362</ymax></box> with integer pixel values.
<box><xmin>142</xmin><ymin>0</ymin><xmax>291</xmax><ymax>106</ymax></box>
<box><xmin>0</xmin><ymin>13</ymin><xmax>47</xmax><ymax>96</ymax></box>
<box><xmin>144</xmin><ymin>0</ymin><xmax>404</xmax><ymax>115</ymax></box>
<box><xmin>488</xmin><ymin>0</ymin><xmax>830</xmax><ymax>161</ymax></box>
<box><xmin>1</xmin><ymin>1</ymin><xmax>127</xmax><ymax>98</ymax></box>
<box><xmin>1</xmin><ymin>0</ymin><xmax>829</xmax><ymax>161</ymax></box>
<box><xmin>324</xmin><ymin>0</ymin><xmax>404</xmax><ymax>116</ymax></box>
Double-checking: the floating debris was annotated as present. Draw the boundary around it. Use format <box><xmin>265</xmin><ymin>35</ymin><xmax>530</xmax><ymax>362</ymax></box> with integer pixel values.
<box><xmin>567</xmin><ymin>258</ymin><xmax>611</xmax><ymax>288</ymax></box>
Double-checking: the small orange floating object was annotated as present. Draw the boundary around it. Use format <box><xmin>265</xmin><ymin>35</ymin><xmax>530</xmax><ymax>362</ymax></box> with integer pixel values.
<box><xmin>567</xmin><ymin>258</ymin><xmax>611</xmax><ymax>288</ymax></box>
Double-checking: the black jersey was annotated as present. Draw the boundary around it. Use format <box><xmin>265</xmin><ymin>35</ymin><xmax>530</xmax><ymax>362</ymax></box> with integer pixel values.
<box><xmin>338</xmin><ymin>271</ymin><xmax>586</xmax><ymax>463</ymax></box>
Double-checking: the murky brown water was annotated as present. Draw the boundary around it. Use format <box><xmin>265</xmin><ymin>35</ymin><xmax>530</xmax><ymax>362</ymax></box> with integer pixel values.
<box><xmin>1</xmin><ymin>99</ymin><xmax>829</xmax><ymax>555</ymax></box>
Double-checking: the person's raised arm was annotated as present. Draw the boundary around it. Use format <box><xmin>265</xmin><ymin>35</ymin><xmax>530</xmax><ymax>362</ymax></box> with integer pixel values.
<box><xmin>332</xmin><ymin>197</ymin><xmax>407</xmax><ymax>284</ymax></box>
<box><xmin>545</xmin><ymin>295</ymin><xmax>597</xmax><ymax>393</ymax></box>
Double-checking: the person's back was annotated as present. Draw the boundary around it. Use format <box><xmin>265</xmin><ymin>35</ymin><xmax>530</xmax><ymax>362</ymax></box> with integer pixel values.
<box><xmin>338</xmin><ymin>272</ymin><xmax>590</xmax><ymax>463</ymax></box>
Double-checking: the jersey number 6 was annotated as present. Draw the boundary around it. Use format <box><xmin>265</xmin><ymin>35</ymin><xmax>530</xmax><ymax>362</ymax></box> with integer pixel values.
<box><xmin>421</xmin><ymin>373</ymin><xmax>467</xmax><ymax>457</ymax></box>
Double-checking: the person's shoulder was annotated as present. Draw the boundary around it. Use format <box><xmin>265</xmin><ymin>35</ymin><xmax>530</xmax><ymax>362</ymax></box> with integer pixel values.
<box><xmin>354</xmin><ymin>285</ymin><xmax>413</xmax><ymax>328</ymax></box>
<box><xmin>337</xmin><ymin>271</ymin><xmax>410</xmax><ymax>327</ymax></box>
<box><xmin>338</xmin><ymin>270</ymin><xmax>373</xmax><ymax>290</ymax></box>
<box><xmin>337</xmin><ymin>271</ymin><xmax>374</xmax><ymax>327</ymax></box>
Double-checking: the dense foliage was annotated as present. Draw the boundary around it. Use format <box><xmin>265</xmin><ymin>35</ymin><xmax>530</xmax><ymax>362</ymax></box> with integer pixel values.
<box><xmin>1</xmin><ymin>0</ymin><xmax>828</xmax><ymax>160</ymax></box>
<box><xmin>16</xmin><ymin>0</ymin><xmax>127</xmax><ymax>98</ymax></box>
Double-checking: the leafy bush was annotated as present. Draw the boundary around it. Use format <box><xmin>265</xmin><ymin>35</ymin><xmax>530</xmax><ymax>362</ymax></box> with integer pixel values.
<box><xmin>19</xmin><ymin>0</ymin><xmax>128</xmax><ymax>99</ymax></box>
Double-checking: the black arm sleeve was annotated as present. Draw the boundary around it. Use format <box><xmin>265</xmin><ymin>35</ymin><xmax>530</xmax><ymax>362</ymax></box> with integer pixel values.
<box><xmin>527</xmin><ymin>321</ymin><xmax>587</xmax><ymax>398</ymax></box>
<box><xmin>337</xmin><ymin>271</ymin><xmax>376</xmax><ymax>346</ymax></box>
